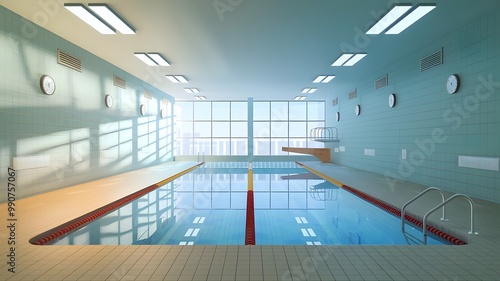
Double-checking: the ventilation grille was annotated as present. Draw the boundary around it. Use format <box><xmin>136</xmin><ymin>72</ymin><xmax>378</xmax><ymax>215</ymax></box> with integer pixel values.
<box><xmin>144</xmin><ymin>91</ymin><xmax>153</xmax><ymax>99</ymax></box>
<box><xmin>375</xmin><ymin>74</ymin><xmax>388</xmax><ymax>90</ymax></box>
<box><xmin>113</xmin><ymin>75</ymin><xmax>126</xmax><ymax>89</ymax></box>
<box><xmin>421</xmin><ymin>48</ymin><xmax>443</xmax><ymax>72</ymax></box>
<box><xmin>332</xmin><ymin>97</ymin><xmax>338</xmax><ymax>106</ymax></box>
<box><xmin>57</xmin><ymin>49</ymin><xmax>82</xmax><ymax>72</ymax></box>
<box><xmin>348</xmin><ymin>89</ymin><xmax>357</xmax><ymax>100</ymax></box>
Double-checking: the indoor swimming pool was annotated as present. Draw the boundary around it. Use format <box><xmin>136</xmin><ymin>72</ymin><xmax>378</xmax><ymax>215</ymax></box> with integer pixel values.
<box><xmin>42</xmin><ymin>162</ymin><xmax>451</xmax><ymax>246</ymax></box>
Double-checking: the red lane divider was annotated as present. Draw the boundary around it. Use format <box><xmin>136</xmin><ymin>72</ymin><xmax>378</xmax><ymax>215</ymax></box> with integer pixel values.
<box><xmin>245</xmin><ymin>190</ymin><xmax>255</xmax><ymax>245</ymax></box>
<box><xmin>30</xmin><ymin>163</ymin><xmax>204</xmax><ymax>246</ymax></box>
<box><xmin>341</xmin><ymin>184</ymin><xmax>466</xmax><ymax>245</ymax></box>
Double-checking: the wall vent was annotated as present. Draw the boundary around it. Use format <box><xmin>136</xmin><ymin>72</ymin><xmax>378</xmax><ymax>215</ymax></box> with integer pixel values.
<box><xmin>332</xmin><ymin>97</ymin><xmax>338</xmax><ymax>106</ymax></box>
<box><xmin>420</xmin><ymin>48</ymin><xmax>443</xmax><ymax>72</ymax></box>
<box><xmin>348</xmin><ymin>89</ymin><xmax>357</xmax><ymax>100</ymax></box>
<box><xmin>57</xmin><ymin>49</ymin><xmax>82</xmax><ymax>72</ymax></box>
<box><xmin>374</xmin><ymin>74</ymin><xmax>388</xmax><ymax>90</ymax></box>
<box><xmin>113</xmin><ymin>75</ymin><xmax>126</xmax><ymax>89</ymax></box>
<box><xmin>144</xmin><ymin>91</ymin><xmax>153</xmax><ymax>99</ymax></box>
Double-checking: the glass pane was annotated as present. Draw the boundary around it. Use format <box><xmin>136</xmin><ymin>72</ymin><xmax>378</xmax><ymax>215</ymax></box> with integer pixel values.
<box><xmin>254</xmin><ymin>101</ymin><xmax>270</xmax><ymax>121</ymax></box>
<box><xmin>254</xmin><ymin>122</ymin><xmax>270</xmax><ymax>138</ymax></box>
<box><xmin>212</xmin><ymin>102</ymin><xmax>230</xmax><ymax>120</ymax></box>
<box><xmin>308</xmin><ymin>101</ymin><xmax>325</xmax><ymax>120</ymax></box>
<box><xmin>194</xmin><ymin>102</ymin><xmax>211</xmax><ymax>120</ymax></box>
<box><xmin>193</xmin><ymin>138</ymin><xmax>211</xmax><ymax>155</ymax></box>
<box><xmin>288</xmin><ymin>138</ymin><xmax>307</xmax><ymax>154</ymax></box>
<box><xmin>175</xmin><ymin>138</ymin><xmax>192</xmax><ymax>155</ymax></box>
<box><xmin>212</xmin><ymin>138</ymin><xmax>230</xmax><ymax>155</ymax></box>
<box><xmin>271</xmin><ymin>121</ymin><xmax>288</xmax><ymax>137</ymax></box>
<box><xmin>231</xmin><ymin>122</ymin><xmax>247</xmax><ymax>137</ymax></box>
<box><xmin>177</xmin><ymin>121</ymin><xmax>193</xmax><ymax>137</ymax></box>
<box><xmin>270</xmin><ymin>138</ymin><xmax>288</xmax><ymax>155</ymax></box>
<box><xmin>231</xmin><ymin>102</ymin><xmax>248</xmax><ymax>121</ymax></box>
<box><xmin>213</xmin><ymin>122</ymin><xmax>230</xmax><ymax>137</ymax></box>
<box><xmin>271</xmin><ymin>193</ymin><xmax>288</xmax><ymax>209</ymax></box>
<box><xmin>289</xmin><ymin>102</ymin><xmax>306</xmax><ymax>120</ymax></box>
<box><xmin>194</xmin><ymin>122</ymin><xmax>211</xmax><ymax>137</ymax></box>
<box><xmin>253</xmin><ymin>139</ymin><xmax>270</xmax><ymax>155</ymax></box>
<box><xmin>270</xmin><ymin>102</ymin><xmax>288</xmax><ymax>121</ymax></box>
<box><xmin>231</xmin><ymin>138</ymin><xmax>248</xmax><ymax>155</ymax></box>
<box><xmin>175</xmin><ymin>102</ymin><xmax>193</xmax><ymax>120</ymax></box>
<box><xmin>289</xmin><ymin>122</ymin><xmax>306</xmax><ymax>137</ymax></box>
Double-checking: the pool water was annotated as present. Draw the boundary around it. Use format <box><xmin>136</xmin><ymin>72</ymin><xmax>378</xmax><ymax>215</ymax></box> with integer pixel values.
<box><xmin>51</xmin><ymin>162</ymin><xmax>449</xmax><ymax>246</ymax></box>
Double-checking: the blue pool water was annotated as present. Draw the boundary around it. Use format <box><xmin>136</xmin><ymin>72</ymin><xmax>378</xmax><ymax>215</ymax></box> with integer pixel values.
<box><xmin>52</xmin><ymin>162</ymin><xmax>450</xmax><ymax>246</ymax></box>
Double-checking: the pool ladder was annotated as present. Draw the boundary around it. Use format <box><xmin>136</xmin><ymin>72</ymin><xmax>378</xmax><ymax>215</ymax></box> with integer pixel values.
<box><xmin>401</xmin><ymin>187</ymin><xmax>478</xmax><ymax>245</ymax></box>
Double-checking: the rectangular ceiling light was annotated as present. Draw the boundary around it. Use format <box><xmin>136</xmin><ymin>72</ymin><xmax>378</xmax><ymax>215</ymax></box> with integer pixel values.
<box><xmin>366</xmin><ymin>4</ymin><xmax>412</xmax><ymax>34</ymax></box>
<box><xmin>301</xmin><ymin>88</ymin><xmax>317</xmax><ymax>94</ymax></box>
<box><xmin>147</xmin><ymin>53</ymin><xmax>170</xmax><ymax>66</ymax></box>
<box><xmin>194</xmin><ymin>96</ymin><xmax>207</xmax><ymax>100</ymax></box>
<box><xmin>184</xmin><ymin>88</ymin><xmax>200</xmax><ymax>94</ymax></box>
<box><xmin>294</xmin><ymin>96</ymin><xmax>306</xmax><ymax>100</ymax></box>
<box><xmin>166</xmin><ymin>75</ymin><xmax>188</xmax><ymax>83</ymax></box>
<box><xmin>313</xmin><ymin>75</ymin><xmax>336</xmax><ymax>83</ymax></box>
<box><xmin>331</xmin><ymin>54</ymin><xmax>354</xmax><ymax>66</ymax></box>
<box><xmin>343</xmin><ymin>53</ymin><xmax>367</xmax><ymax>66</ymax></box>
<box><xmin>64</xmin><ymin>4</ymin><xmax>115</xmax><ymax>34</ymax></box>
<box><xmin>88</xmin><ymin>4</ymin><xmax>135</xmax><ymax>34</ymax></box>
<box><xmin>134</xmin><ymin>53</ymin><xmax>157</xmax><ymax>66</ymax></box>
<box><xmin>385</xmin><ymin>4</ymin><xmax>436</xmax><ymax>34</ymax></box>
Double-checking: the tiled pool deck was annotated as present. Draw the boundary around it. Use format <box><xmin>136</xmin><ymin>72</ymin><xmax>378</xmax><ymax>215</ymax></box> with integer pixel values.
<box><xmin>1</xmin><ymin>161</ymin><xmax>499</xmax><ymax>281</ymax></box>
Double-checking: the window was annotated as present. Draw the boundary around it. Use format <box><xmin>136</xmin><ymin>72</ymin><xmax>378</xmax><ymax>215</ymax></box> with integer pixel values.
<box><xmin>175</xmin><ymin>100</ymin><xmax>325</xmax><ymax>156</ymax></box>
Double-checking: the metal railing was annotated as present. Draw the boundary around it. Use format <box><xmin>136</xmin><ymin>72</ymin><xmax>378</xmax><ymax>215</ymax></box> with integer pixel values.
<box><xmin>401</xmin><ymin>187</ymin><xmax>447</xmax><ymax>232</ymax></box>
<box><xmin>422</xmin><ymin>194</ymin><xmax>478</xmax><ymax>244</ymax></box>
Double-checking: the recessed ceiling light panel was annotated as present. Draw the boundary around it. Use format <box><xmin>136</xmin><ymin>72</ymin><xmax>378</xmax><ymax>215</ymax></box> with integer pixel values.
<box><xmin>134</xmin><ymin>53</ymin><xmax>157</xmax><ymax>66</ymax></box>
<box><xmin>88</xmin><ymin>4</ymin><xmax>135</xmax><ymax>34</ymax></box>
<box><xmin>64</xmin><ymin>3</ymin><xmax>115</xmax><ymax>34</ymax></box>
<box><xmin>313</xmin><ymin>75</ymin><xmax>336</xmax><ymax>83</ymax></box>
<box><xmin>343</xmin><ymin>53</ymin><xmax>367</xmax><ymax>66</ymax></box>
<box><xmin>385</xmin><ymin>4</ymin><xmax>436</xmax><ymax>34</ymax></box>
<box><xmin>366</xmin><ymin>4</ymin><xmax>412</xmax><ymax>34</ymax></box>
<box><xmin>166</xmin><ymin>75</ymin><xmax>189</xmax><ymax>83</ymax></box>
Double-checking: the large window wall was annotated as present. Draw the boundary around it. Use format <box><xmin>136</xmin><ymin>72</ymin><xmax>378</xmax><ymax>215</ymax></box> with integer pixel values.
<box><xmin>175</xmin><ymin>100</ymin><xmax>325</xmax><ymax>156</ymax></box>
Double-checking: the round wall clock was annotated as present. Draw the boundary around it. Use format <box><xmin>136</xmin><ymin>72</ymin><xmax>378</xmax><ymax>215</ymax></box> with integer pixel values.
<box><xmin>446</xmin><ymin>74</ymin><xmax>460</xmax><ymax>94</ymax></box>
<box><xmin>140</xmin><ymin>104</ymin><xmax>146</xmax><ymax>115</ymax></box>
<box><xmin>388</xmin><ymin>93</ymin><xmax>396</xmax><ymax>108</ymax></box>
<box><xmin>105</xmin><ymin>94</ymin><xmax>113</xmax><ymax>108</ymax></box>
<box><xmin>355</xmin><ymin>104</ymin><xmax>361</xmax><ymax>116</ymax></box>
<box><xmin>335</xmin><ymin>111</ymin><xmax>340</xmax><ymax>121</ymax></box>
<box><xmin>40</xmin><ymin>74</ymin><xmax>56</xmax><ymax>95</ymax></box>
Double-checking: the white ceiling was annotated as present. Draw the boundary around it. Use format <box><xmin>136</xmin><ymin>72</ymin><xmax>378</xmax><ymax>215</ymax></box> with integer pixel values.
<box><xmin>2</xmin><ymin>0</ymin><xmax>499</xmax><ymax>101</ymax></box>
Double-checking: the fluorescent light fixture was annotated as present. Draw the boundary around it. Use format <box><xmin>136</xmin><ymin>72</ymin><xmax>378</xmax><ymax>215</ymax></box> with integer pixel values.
<box><xmin>313</xmin><ymin>75</ymin><xmax>336</xmax><ymax>83</ymax></box>
<box><xmin>294</xmin><ymin>96</ymin><xmax>307</xmax><ymax>100</ymax></box>
<box><xmin>385</xmin><ymin>4</ymin><xmax>436</xmax><ymax>34</ymax></box>
<box><xmin>332</xmin><ymin>54</ymin><xmax>354</xmax><ymax>66</ymax></box>
<box><xmin>343</xmin><ymin>53</ymin><xmax>367</xmax><ymax>66</ymax></box>
<box><xmin>135</xmin><ymin>53</ymin><xmax>170</xmax><ymax>66</ymax></box>
<box><xmin>366</xmin><ymin>4</ymin><xmax>412</xmax><ymax>34</ymax></box>
<box><xmin>166</xmin><ymin>75</ymin><xmax>188</xmax><ymax>83</ymax></box>
<box><xmin>64</xmin><ymin>3</ymin><xmax>115</xmax><ymax>34</ymax></box>
<box><xmin>134</xmin><ymin>53</ymin><xmax>157</xmax><ymax>66</ymax></box>
<box><xmin>184</xmin><ymin>88</ymin><xmax>200</xmax><ymax>94</ymax></box>
<box><xmin>194</xmin><ymin>95</ymin><xmax>207</xmax><ymax>100</ymax></box>
<box><xmin>301</xmin><ymin>88</ymin><xmax>317</xmax><ymax>94</ymax></box>
<box><xmin>147</xmin><ymin>53</ymin><xmax>170</xmax><ymax>66</ymax></box>
<box><xmin>88</xmin><ymin>4</ymin><xmax>135</xmax><ymax>34</ymax></box>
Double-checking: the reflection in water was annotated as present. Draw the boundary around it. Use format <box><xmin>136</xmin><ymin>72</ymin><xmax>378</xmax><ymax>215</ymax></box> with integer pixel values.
<box><xmin>52</xmin><ymin>163</ymin><xmax>449</xmax><ymax>246</ymax></box>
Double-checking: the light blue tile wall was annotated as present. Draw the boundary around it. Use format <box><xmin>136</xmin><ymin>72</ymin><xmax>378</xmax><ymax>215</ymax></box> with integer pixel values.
<box><xmin>327</xmin><ymin>10</ymin><xmax>500</xmax><ymax>203</ymax></box>
<box><xmin>0</xmin><ymin>7</ymin><xmax>175</xmax><ymax>202</ymax></box>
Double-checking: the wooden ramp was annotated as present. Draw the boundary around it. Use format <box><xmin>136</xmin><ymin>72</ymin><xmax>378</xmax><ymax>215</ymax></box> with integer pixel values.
<box><xmin>282</xmin><ymin>147</ymin><xmax>330</xmax><ymax>163</ymax></box>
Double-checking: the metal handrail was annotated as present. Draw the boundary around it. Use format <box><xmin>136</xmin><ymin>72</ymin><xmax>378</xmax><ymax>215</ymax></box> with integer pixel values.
<box><xmin>422</xmin><ymin>194</ymin><xmax>478</xmax><ymax>244</ymax></box>
<box><xmin>401</xmin><ymin>187</ymin><xmax>447</xmax><ymax>232</ymax></box>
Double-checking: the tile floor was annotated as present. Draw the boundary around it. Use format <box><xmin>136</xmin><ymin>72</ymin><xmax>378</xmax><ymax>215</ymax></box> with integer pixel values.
<box><xmin>1</xmin><ymin>161</ymin><xmax>499</xmax><ymax>281</ymax></box>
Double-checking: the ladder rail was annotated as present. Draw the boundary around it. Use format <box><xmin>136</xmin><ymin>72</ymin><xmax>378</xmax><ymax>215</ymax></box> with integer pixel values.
<box><xmin>401</xmin><ymin>187</ymin><xmax>447</xmax><ymax>232</ymax></box>
<box><xmin>422</xmin><ymin>194</ymin><xmax>478</xmax><ymax>244</ymax></box>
